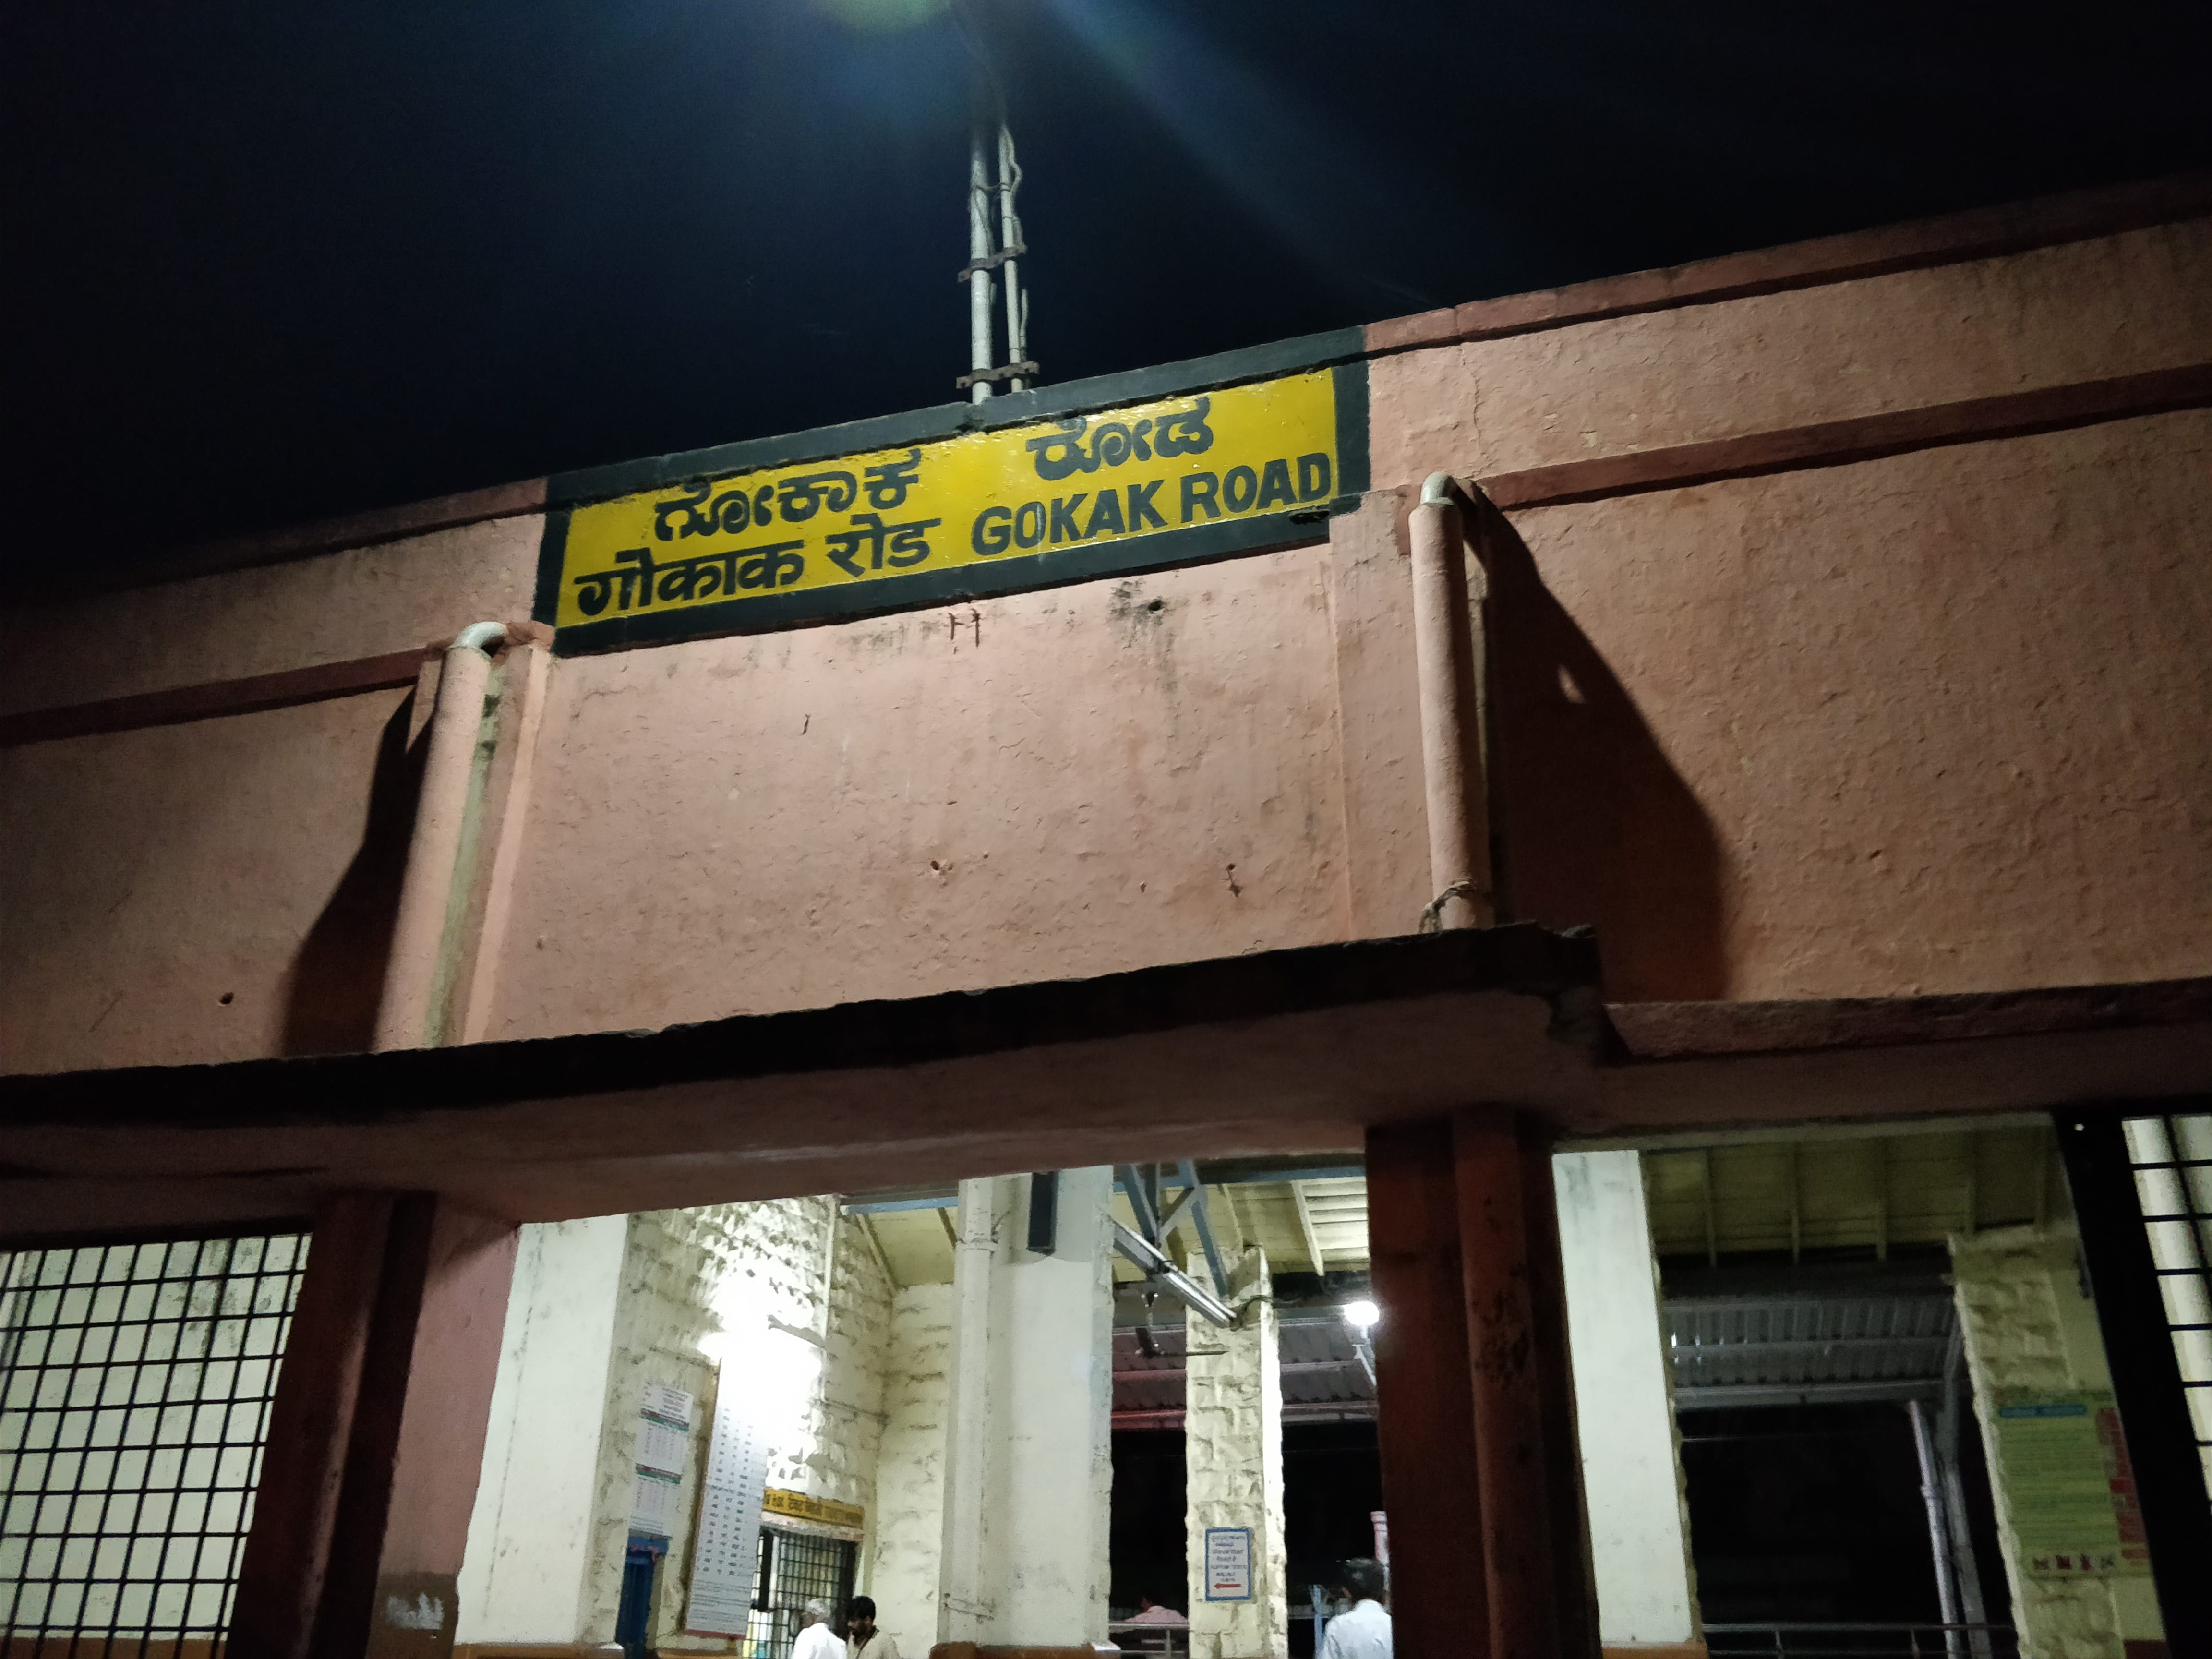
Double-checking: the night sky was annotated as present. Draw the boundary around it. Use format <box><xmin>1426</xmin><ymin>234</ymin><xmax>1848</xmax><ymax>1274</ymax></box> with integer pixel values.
<box><xmin>6</xmin><ymin>0</ymin><xmax>2209</xmax><ymax>569</ymax></box>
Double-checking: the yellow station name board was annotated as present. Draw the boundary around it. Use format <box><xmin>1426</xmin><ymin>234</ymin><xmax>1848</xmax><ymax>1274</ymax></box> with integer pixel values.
<box><xmin>544</xmin><ymin>366</ymin><xmax>1355</xmax><ymax>650</ymax></box>
<box><xmin>761</xmin><ymin>1486</ymin><xmax>866</xmax><ymax>1532</ymax></box>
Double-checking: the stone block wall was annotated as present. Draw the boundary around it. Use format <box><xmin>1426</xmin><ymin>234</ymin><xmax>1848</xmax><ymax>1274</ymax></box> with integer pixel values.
<box><xmin>1950</xmin><ymin>1224</ymin><xmax>2164</xmax><ymax>1659</ymax></box>
<box><xmin>1185</xmin><ymin>1248</ymin><xmax>1287</xmax><ymax>1659</ymax></box>
<box><xmin>869</xmin><ymin>1283</ymin><xmax>955</xmax><ymax>1651</ymax></box>
<box><xmin>572</xmin><ymin>1198</ymin><xmax>895</xmax><ymax>1652</ymax></box>
<box><xmin>784</xmin><ymin>1197</ymin><xmax>894</xmax><ymax>1518</ymax></box>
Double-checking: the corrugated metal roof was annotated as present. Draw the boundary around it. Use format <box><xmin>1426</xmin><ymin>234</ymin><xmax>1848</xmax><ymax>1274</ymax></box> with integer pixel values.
<box><xmin>1112</xmin><ymin>1314</ymin><xmax>1376</xmax><ymax>1422</ymax></box>
<box><xmin>1665</xmin><ymin>1291</ymin><xmax>1954</xmax><ymax>1403</ymax></box>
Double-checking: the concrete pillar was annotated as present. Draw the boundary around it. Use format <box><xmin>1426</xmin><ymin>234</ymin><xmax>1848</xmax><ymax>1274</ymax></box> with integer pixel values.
<box><xmin>1366</xmin><ymin>1122</ymin><xmax>1487</xmax><ymax>1659</ymax></box>
<box><xmin>1952</xmin><ymin>1224</ymin><xmax>2168</xmax><ymax>1659</ymax></box>
<box><xmin>231</xmin><ymin>1193</ymin><xmax>518</xmax><ymax>1659</ymax></box>
<box><xmin>454</xmin><ymin>1215</ymin><xmax>628</xmax><ymax>1647</ymax></box>
<box><xmin>230</xmin><ymin>1198</ymin><xmax>393</xmax><ymax>1659</ymax></box>
<box><xmin>870</xmin><ymin>1284</ymin><xmax>956</xmax><ymax>1652</ymax></box>
<box><xmin>1367</xmin><ymin>1115</ymin><xmax>1599</xmax><ymax>1659</ymax></box>
<box><xmin>938</xmin><ymin>1168</ymin><xmax>1115</xmax><ymax>1647</ymax></box>
<box><xmin>1552</xmin><ymin>1151</ymin><xmax>1700</xmax><ymax>1649</ymax></box>
<box><xmin>1184</xmin><ymin>1247</ymin><xmax>1287</xmax><ymax>1659</ymax></box>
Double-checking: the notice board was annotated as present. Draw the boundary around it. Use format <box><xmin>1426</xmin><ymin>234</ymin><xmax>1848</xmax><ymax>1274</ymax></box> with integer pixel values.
<box><xmin>1989</xmin><ymin>1390</ymin><xmax>2150</xmax><ymax>1578</ymax></box>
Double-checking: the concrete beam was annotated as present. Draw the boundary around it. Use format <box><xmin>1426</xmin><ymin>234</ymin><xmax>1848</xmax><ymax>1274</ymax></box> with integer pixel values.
<box><xmin>4</xmin><ymin>931</ymin><xmax>2209</xmax><ymax>1239</ymax></box>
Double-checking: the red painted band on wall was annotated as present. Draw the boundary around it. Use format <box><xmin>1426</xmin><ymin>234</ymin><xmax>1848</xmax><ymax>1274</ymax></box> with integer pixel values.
<box><xmin>0</xmin><ymin>649</ymin><xmax>431</xmax><ymax>748</ymax></box>
<box><xmin>1474</xmin><ymin>362</ymin><xmax>2212</xmax><ymax>512</ymax></box>
<box><xmin>1365</xmin><ymin>170</ymin><xmax>2212</xmax><ymax>354</ymax></box>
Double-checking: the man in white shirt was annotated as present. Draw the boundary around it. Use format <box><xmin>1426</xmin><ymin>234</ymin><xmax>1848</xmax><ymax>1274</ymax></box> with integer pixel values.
<box><xmin>792</xmin><ymin>1598</ymin><xmax>844</xmax><ymax>1659</ymax></box>
<box><xmin>1318</xmin><ymin>1559</ymin><xmax>1392</xmax><ymax>1659</ymax></box>
<box><xmin>845</xmin><ymin>1594</ymin><xmax>899</xmax><ymax>1659</ymax></box>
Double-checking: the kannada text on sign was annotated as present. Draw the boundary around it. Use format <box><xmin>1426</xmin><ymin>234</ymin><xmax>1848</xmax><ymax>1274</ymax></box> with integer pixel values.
<box><xmin>553</xmin><ymin>370</ymin><xmax>1342</xmax><ymax>634</ymax></box>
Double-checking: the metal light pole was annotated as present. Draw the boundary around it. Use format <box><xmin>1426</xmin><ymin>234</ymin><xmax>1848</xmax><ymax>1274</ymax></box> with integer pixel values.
<box><xmin>966</xmin><ymin>108</ymin><xmax>997</xmax><ymax>403</ymax></box>
<box><xmin>997</xmin><ymin>121</ymin><xmax>1028</xmax><ymax>394</ymax></box>
<box><xmin>953</xmin><ymin>0</ymin><xmax>1032</xmax><ymax>401</ymax></box>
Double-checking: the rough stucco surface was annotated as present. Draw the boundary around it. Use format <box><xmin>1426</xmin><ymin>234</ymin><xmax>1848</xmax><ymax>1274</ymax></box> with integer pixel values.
<box><xmin>1488</xmin><ymin>411</ymin><xmax>2212</xmax><ymax>1000</ymax></box>
<box><xmin>0</xmin><ymin>687</ymin><xmax>415</xmax><ymax>1073</ymax></box>
<box><xmin>488</xmin><ymin>553</ymin><xmax>1346</xmax><ymax>1038</ymax></box>
<box><xmin>0</xmin><ymin>515</ymin><xmax>543</xmax><ymax>713</ymax></box>
<box><xmin>869</xmin><ymin>1284</ymin><xmax>954</xmax><ymax>1653</ymax></box>
<box><xmin>456</xmin><ymin>1215</ymin><xmax>628</xmax><ymax>1646</ymax></box>
<box><xmin>1368</xmin><ymin>219</ymin><xmax>2212</xmax><ymax>488</ymax></box>
<box><xmin>938</xmin><ymin>1171</ymin><xmax>1116</xmax><ymax>1647</ymax></box>
<box><xmin>1951</xmin><ymin>1226</ymin><xmax>2162</xmax><ymax>1659</ymax></box>
<box><xmin>6</xmin><ymin>219</ymin><xmax>2211</xmax><ymax>1071</ymax></box>
<box><xmin>578</xmin><ymin>1201</ymin><xmax>893</xmax><ymax>1652</ymax></box>
<box><xmin>1184</xmin><ymin>1249</ymin><xmax>1287</xmax><ymax>1659</ymax></box>
<box><xmin>1553</xmin><ymin>1153</ymin><xmax>1698</xmax><ymax>1644</ymax></box>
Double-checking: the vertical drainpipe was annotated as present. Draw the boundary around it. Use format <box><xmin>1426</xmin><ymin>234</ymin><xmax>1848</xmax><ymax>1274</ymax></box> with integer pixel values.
<box><xmin>1408</xmin><ymin>474</ymin><xmax>1493</xmax><ymax>931</ymax></box>
<box><xmin>372</xmin><ymin>622</ymin><xmax>506</xmax><ymax>1052</ymax></box>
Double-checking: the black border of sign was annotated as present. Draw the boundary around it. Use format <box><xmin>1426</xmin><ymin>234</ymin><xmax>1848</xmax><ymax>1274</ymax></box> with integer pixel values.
<box><xmin>535</xmin><ymin>346</ymin><xmax>1370</xmax><ymax>655</ymax></box>
<box><xmin>544</xmin><ymin>325</ymin><xmax>1365</xmax><ymax>507</ymax></box>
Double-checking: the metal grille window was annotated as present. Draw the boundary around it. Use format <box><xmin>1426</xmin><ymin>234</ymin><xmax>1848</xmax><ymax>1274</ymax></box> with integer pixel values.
<box><xmin>0</xmin><ymin>1232</ymin><xmax>309</xmax><ymax>1657</ymax></box>
<box><xmin>2122</xmin><ymin>1113</ymin><xmax>2212</xmax><ymax>1493</ymax></box>
<box><xmin>745</xmin><ymin>1524</ymin><xmax>857</xmax><ymax>1659</ymax></box>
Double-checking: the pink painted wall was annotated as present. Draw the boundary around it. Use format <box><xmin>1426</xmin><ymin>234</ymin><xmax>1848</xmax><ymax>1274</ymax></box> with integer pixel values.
<box><xmin>2</xmin><ymin>205</ymin><xmax>2207</xmax><ymax>1075</ymax></box>
<box><xmin>1367</xmin><ymin>218</ymin><xmax>2212</xmax><ymax>487</ymax></box>
<box><xmin>484</xmin><ymin>551</ymin><xmax>1350</xmax><ymax>1040</ymax></box>
<box><xmin>1361</xmin><ymin>214</ymin><xmax>2212</xmax><ymax>1001</ymax></box>
<box><xmin>0</xmin><ymin>515</ymin><xmax>543</xmax><ymax>715</ymax></box>
<box><xmin>1477</xmin><ymin>411</ymin><xmax>2212</xmax><ymax>1001</ymax></box>
<box><xmin>0</xmin><ymin>515</ymin><xmax>546</xmax><ymax>1074</ymax></box>
<box><xmin>1</xmin><ymin>689</ymin><xmax>417</xmax><ymax>1071</ymax></box>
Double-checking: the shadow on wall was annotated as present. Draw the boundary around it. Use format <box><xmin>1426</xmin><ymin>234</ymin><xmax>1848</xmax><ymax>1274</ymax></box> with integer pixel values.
<box><xmin>280</xmin><ymin>694</ymin><xmax>426</xmax><ymax>1054</ymax></box>
<box><xmin>1467</xmin><ymin>497</ymin><xmax>1729</xmax><ymax>1001</ymax></box>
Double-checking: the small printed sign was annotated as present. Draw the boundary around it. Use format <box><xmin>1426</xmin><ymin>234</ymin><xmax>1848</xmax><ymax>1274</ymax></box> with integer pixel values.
<box><xmin>628</xmin><ymin>1385</ymin><xmax>696</xmax><ymax>1531</ymax></box>
<box><xmin>628</xmin><ymin>1467</ymin><xmax>684</xmax><ymax>1536</ymax></box>
<box><xmin>642</xmin><ymin>1384</ymin><xmax>696</xmax><ymax>1428</ymax></box>
<box><xmin>1204</xmin><ymin>1527</ymin><xmax>1255</xmax><ymax>1601</ymax></box>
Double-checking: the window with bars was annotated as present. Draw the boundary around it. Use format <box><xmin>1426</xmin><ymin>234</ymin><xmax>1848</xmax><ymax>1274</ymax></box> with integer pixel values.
<box><xmin>2122</xmin><ymin>1113</ymin><xmax>2212</xmax><ymax>1493</ymax></box>
<box><xmin>0</xmin><ymin>1232</ymin><xmax>309</xmax><ymax>1658</ymax></box>
<box><xmin>745</xmin><ymin>1524</ymin><xmax>858</xmax><ymax>1659</ymax></box>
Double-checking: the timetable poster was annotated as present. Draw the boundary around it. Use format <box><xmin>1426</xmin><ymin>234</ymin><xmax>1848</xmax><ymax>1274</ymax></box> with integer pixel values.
<box><xmin>686</xmin><ymin>1355</ymin><xmax>773</xmax><ymax>1636</ymax></box>
<box><xmin>627</xmin><ymin>1385</ymin><xmax>694</xmax><ymax>1535</ymax></box>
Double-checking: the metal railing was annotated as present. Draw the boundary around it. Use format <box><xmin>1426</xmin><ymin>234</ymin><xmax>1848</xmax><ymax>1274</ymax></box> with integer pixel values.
<box><xmin>1705</xmin><ymin>1624</ymin><xmax>2019</xmax><ymax>1659</ymax></box>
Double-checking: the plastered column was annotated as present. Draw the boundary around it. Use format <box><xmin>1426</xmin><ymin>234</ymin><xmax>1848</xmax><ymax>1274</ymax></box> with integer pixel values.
<box><xmin>1553</xmin><ymin>1151</ymin><xmax>1700</xmax><ymax>1647</ymax></box>
<box><xmin>1185</xmin><ymin>1248</ymin><xmax>1287</xmax><ymax>1659</ymax></box>
<box><xmin>1951</xmin><ymin>1224</ymin><xmax>2165</xmax><ymax>1659</ymax></box>
<box><xmin>869</xmin><ymin>1285</ymin><xmax>955</xmax><ymax>1653</ymax></box>
<box><xmin>938</xmin><ymin>1168</ymin><xmax>1115</xmax><ymax>1646</ymax></box>
<box><xmin>454</xmin><ymin>1215</ymin><xmax>628</xmax><ymax>1647</ymax></box>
